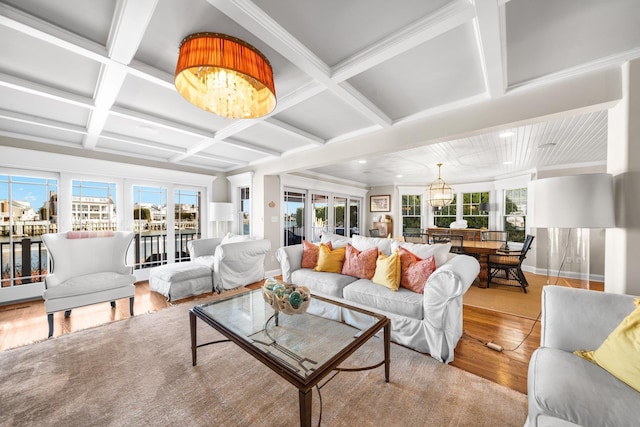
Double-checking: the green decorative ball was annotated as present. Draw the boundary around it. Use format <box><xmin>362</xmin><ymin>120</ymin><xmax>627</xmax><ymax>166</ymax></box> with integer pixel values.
<box><xmin>289</xmin><ymin>291</ymin><xmax>303</xmax><ymax>309</ymax></box>
<box><xmin>272</xmin><ymin>283</ymin><xmax>286</xmax><ymax>298</ymax></box>
<box><xmin>264</xmin><ymin>278</ymin><xmax>279</xmax><ymax>291</ymax></box>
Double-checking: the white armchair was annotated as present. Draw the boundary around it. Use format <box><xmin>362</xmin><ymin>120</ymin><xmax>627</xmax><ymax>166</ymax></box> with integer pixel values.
<box><xmin>188</xmin><ymin>237</ymin><xmax>272</xmax><ymax>292</ymax></box>
<box><xmin>41</xmin><ymin>231</ymin><xmax>136</xmax><ymax>337</ymax></box>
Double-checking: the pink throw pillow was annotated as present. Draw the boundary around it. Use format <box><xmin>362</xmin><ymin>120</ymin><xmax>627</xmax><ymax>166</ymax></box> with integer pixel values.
<box><xmin>398</xmin><ymin>246</ymin><xmax>436</xmax><ymax>294</ymax></box>
<box><xmin>342</xmin><ymin>244</ymin><xmax>378</xmax><ymax>279</ymax></box>
<box><xmin>301</xmin><ymin>240</ymin><xmax>331</xmax><ymax>269</ymax></box>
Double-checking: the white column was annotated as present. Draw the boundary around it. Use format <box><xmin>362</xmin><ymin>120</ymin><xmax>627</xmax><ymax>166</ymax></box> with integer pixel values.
<box><xmin>605</xmin><ymin>58</ymin><xmax>640</xmax><ymax>295</ymax></box>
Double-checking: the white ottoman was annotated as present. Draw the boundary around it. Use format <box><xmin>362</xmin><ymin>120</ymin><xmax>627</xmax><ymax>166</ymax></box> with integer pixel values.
<box><xmin>148</xmin><ymin>261</ymin><xmax>213</xmax><ymax>302</ymax></box>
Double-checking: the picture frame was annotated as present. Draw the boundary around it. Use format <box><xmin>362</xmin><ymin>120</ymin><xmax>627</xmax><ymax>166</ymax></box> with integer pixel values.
<box><xmin>370</xmin><ymin>195</ymin><xmax>390</xmax><ymax>212</ymax></box>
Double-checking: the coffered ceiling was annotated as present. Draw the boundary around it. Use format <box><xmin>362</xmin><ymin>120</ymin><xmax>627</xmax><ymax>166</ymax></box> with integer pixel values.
<box><xmin>0</xmin><ymin>0</ymin><xmax>639</xmax><ymax>186</ymax></box>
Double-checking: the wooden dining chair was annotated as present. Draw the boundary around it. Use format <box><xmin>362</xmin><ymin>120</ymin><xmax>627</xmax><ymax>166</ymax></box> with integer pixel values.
<box><xmin>487</xmin><ymin>234</ymin><xmax>535</xmax><ymax>293</ymax></box>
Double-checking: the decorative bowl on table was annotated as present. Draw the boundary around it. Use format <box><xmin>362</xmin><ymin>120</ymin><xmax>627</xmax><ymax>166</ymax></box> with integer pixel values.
<box><xmin>262</xmin><ymin>278</ymin><xmax>311</xmax><ymax>315</ymax></box>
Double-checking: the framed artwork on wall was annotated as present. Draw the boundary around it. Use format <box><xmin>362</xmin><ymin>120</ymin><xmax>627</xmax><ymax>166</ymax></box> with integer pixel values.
<box><xmin>370</xmin><ymin>195</ymin><xmax>390</xmax><ymax>212</ymax></box>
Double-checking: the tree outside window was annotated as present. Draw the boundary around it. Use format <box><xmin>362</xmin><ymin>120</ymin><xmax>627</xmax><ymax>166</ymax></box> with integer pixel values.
<box><xmin>504</xmin><ymin>188</ymin><xmax>527</xmax><ymax>243</ymax></box>
<box><xmin>433</xmin><ymin>195</ymin><xmax>457</xmax><ymax>227</ymax></box>
<box><xmin>463</xmin><ymin>192</ymin><xmax>489</xmax><ymax>229</ymax></box>
<box><xmin>401</xmin><ymin>195</ymin><xmax>422</xmax><ymax>233</ymax></box>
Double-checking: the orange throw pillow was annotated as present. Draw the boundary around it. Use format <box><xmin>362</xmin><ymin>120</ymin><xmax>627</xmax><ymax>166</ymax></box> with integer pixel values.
<box><xmin>301</xmin><ymin>240</ymin><xmax>331</xmax><ymax>269</ymax></box>
<box><xmin>398</xmin><ymin>246</ymin><xmax>437</xmax><ymax>294</ymax></box>
<box><xmin>341</xmin><ymin>244</ymin><xmax>378</xmax><ymax>279</ymax></box>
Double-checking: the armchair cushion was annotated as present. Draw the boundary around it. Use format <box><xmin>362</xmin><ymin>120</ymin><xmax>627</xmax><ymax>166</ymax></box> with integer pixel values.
<box><xmin>574</xmin><ymin>298</ymin><xmax>640</xmax><ymax>392</ymax></box>
<box><xmin>43</xmin><ymin>272</ymin><xmax>135</xmax><ymax>299</ymax></box>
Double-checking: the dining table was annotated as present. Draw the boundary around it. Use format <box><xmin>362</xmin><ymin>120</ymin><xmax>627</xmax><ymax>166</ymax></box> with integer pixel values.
<box><xmin>460</xmin><ymin>240</ymin><xmax>505</xmax><ymax>288</ymax></box>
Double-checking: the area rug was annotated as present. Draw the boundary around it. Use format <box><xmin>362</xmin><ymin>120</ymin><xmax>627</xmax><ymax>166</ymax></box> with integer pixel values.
<box><xmin>0</xmin><ymin>297</ymin><xmax>527</xmax><ymax>427</ymax></box>
<box><xmin>463</xmin><ymin>277</ymin><xmax>543</xmax><ymax>320</ymax></box>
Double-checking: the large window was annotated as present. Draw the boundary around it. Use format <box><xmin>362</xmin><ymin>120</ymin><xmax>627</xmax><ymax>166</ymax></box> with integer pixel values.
<box><xmin>504</xmin><ymin>188</ymin><xmax>527</xmax><ymax>242</ymax></box>
<box><xmin>463</xmin><ymin>192</ymin><xmax>489</xmax><ymax>229</ymax></box>
<box><xmin>283</xmin><ymin>190</ymin><xmax>305</xmax><ymax>246</ymax></box>
<box><xmin>433</xmin><ymin>195</ymin><xmax>457</xmax><ymax>227</ymax></box>
<box><xmin>174</xmin><ymin>189</ymin><xmax>201</xmax><ymax>262</ymax></box>
<box><xmin>72</xmin><ymin>180</ymin><xmax>117</xmax><ymax>231</ymax></box>
<box><xmin>401</xmin><ymin>195</ymin><xmax>422</xmax><ymax>233</ymax></box>
<box><xmin>1</xmin><ymin>174</ymin><xmax>57</xmax><ymax>288</ymax></box>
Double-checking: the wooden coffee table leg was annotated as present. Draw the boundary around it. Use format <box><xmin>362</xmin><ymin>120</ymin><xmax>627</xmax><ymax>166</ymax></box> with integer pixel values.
<box><xmin>299</xmin><ymin>388</ymin><xmax>312</xmax><ymax>427</ymax></box>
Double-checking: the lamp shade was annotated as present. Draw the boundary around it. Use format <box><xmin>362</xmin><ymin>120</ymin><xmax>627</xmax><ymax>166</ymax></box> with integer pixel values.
<box><xmin>209</xmin><ymin>202</ymin><xmax>234</xmax><ymax>222</ymax></box>
<box><xmin>532</xmin><ymin>173</ymin><xmax>615</xmax><ymax>228</ymax></box>
<box><xmin>175</xmin><ymin>33</ymin><xmax>276</xmax><ymax>119</ymax></box>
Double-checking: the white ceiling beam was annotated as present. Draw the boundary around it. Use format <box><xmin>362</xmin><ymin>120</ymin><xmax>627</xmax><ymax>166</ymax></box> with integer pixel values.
<box><xmin>220</xmin><ymin>137</ymin><xmax>282</xmax><ymax>157</ymax></box>
<box><xmin>0</xmin><ymin>4</ymin><xmax>108</xmax><ymax>63</ymax></box>
<box><xmin>0</xmin><ymin>72</ymin><xmax>94</xmax><ymax>109</ymax></box>
<box><xmin>206</xmin><ymin>0</ymin><xmax>393</xmax><ymax>128</ymax></box>
<box><xmin>263</xmin><ymin>118</ymin><xmax>325</xmax><ymax>145</ymax></box>
<box><xmin>473</xmin><ymin>0</ymin><xmax>506</xmax><ymax>98</ymax></box>
<box><xmin>332</xmin><ymin>0</ymin><xmax>475</xmax><ymax>82</ymax></box>
<box><xmin>0</xmin><ymin>108</ymin><xmax>87</xmax><ymax>135</ymax></box>
<box><xmin>84</xmin><ymin>0</ymin><xmax>159</xmax><ymax>150</ymax></box>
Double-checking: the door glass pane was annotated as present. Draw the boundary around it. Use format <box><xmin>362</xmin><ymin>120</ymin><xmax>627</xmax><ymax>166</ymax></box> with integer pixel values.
<box><xmin>174</xmin><ymin>189</ymin><xmax>200</xmax><ymax>262</ymax></box>
<box><xmin>133</xmin><ymin>186</ymin><xmax>167</xmax><ymax>269</ymax></box>
<box><xmin>333</xmin><ymin>196</ymin><xmax>347</xmax><ymax>236</ymax></box>
<box><xmin>312</xmin><ymin>194</ymin><xmax>328</xmax><ymax>241</ymax></box>
<box><xmin>72</xmin><ymin>180</ymin><xmax>117</xmax><ymax>231</ymax></box>
<box><xmin>284</xmin><ymin>190</ymin><xmax>305</xmax><ymax>246</ymax></box>
<box><xmin>1</xmin><ymin>175</ymin><xmax>57</xmax><ymax>289</ymax></box>
<box><xmin>240</xmin><ymin>187</ymin><xmax>250</xmax><ymax>236</ymax></box>
<box><xmin>349</xmin><ymin>199</ymin><xmax>360</xmax><ymax>237</ymax></box>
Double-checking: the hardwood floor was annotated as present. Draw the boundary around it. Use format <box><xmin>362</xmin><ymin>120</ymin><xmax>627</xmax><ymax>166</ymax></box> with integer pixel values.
<box><xmin>0</xmin><ymin>273</ymin><xmax>602</xmax><ymax>395</ymax></box>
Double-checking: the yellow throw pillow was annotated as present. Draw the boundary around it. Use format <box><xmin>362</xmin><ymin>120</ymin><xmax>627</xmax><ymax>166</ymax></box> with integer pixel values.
<box><xmin>314</xmin><ymin>243</ymin><xmax>346</xmax><ymax>273</ymax></box>
<box><xmin>574</xmin><ymin>298</ymin><xmax>640</xmax><ymax>392</ymax></box>
<box><xmin>371</xmin><ymin>250</ymin><xmax>401</xmax><ymax>291</ymax></box>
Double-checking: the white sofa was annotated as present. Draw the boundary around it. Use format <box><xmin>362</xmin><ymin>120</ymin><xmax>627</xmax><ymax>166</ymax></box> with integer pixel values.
<box><xmin>149</xmin><ymin>236</ymin><xmax>272</xmax><ymax>299</ymax></box>
<box><xmin>276</xmin><ymin>234</ymin><xmax>480</xmax><ymax>363</ymax></box>
<box><xmin>526</xmin><ymin>286</ymin><xmax>640</xmax><ymax>427</ymax></box>
<box><xmin>41</xmin><ymin>231</ymin><xmax>136</xmax><ymax>337</ymax></box>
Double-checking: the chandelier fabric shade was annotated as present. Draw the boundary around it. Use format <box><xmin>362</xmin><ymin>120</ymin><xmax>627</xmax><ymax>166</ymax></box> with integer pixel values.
<box><xmin>428</xmin><ymin>163</ymin><xmax>454</xmax><ymax>208</ymax></box>
<box><xmin>175</xmin><ymin>33</ymin><xmax>276</xmax><ymax>119</ymax></box>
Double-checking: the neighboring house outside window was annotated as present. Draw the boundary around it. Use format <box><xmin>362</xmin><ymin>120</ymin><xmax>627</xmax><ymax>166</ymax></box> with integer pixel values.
<box><xmin>0</xmin><ymin>174</ymin><xmax>57</xmax><ymax>288</ymax></box>
<box><xmin>504</xmin><ymin>188</ymin><xmax>527</xmax><ymax>243</ymax></box>
<box><xmin>174</xmin><ymin>188</ymin><xmax>200</xmax><ymax>262</ymax></box>
<box><xmin>71</xmin><ymin>180</ymin><xmax>117</xmax><ymax>231</ymax></box>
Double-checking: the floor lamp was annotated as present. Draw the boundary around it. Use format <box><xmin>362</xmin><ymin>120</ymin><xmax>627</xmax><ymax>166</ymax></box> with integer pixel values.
<box><xmin>209</xmin><ymin>202</ymin><xmax>234</xmax><ymax>238</ymax></box>
<box><xmin>533</xmin><ymin>173</ymin><xmax>615</xmax><ymax>288</ymax></box>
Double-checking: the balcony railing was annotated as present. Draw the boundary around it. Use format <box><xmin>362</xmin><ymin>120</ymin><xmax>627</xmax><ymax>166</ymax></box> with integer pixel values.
<box><xmin>1</xmin><ymin>231</ymin><xmax>200</xmax><ymax>287</ymax></box>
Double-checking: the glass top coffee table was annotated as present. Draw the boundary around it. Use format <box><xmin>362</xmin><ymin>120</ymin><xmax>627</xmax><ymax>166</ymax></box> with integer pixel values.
<box><xmin>190</xmin><ymin>288</ymin><xmax>390</xmax><ymax>427</ymax></box>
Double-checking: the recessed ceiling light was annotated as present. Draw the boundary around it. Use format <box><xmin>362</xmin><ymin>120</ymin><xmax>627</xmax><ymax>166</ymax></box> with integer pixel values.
<box><xmin>396</xmin><ymin>174</ymin><xmax>403</xmax><ymax>178</ymax></box>
<box><xmin>499</xmin><ymin>131</ymin><xmax>515</xmax><ymax>138</ymax></box>
<box><xmin>503</xmin><ymin>161</ymin><xmax>513</xmax><ymax>165</ymax></box>
<box><xmin>136</xmin><ymin>125</ymin><xmax>157</xmax><ymax>134</ymax></box>
<box><xmin>538</xmin><ymin>142</ymin><xmax>557</xmax><ymax>148</ymax></box>
<box><xmin>358</xmin><ymin>160</ymin><xmax>367</xmax><ymax>164</ymax></box>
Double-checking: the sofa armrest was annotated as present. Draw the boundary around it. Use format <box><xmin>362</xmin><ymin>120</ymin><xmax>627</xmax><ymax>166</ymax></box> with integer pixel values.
<box><xmin>423</xmin><ymin>254</ymin><xmax>480</xmax><ymax>326</ymax></box>
<box><xmin>275</xmin><ymin>244</ymin><xmax>303</xmax><ymax>283</ymax></box>
<box><xmin>188</xmin><ymin>238</ymin><xmax>222</xmax><ymax>259</ymax></box>
<box><xmin>541</xmin><ymin>286</ymin><xmax>637</xmax><ymax>352</ymax></box>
